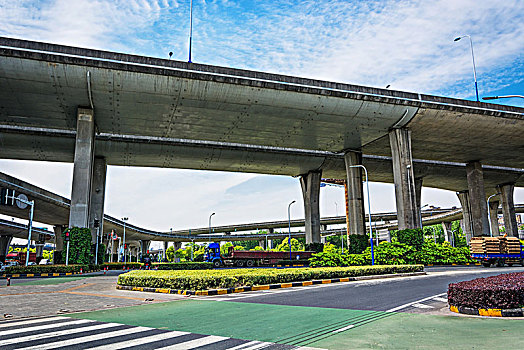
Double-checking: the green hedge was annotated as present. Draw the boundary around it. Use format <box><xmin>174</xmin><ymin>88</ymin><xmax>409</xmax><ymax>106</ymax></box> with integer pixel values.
<box><xmin>117</xmin><ymin>265</ymin><xmax>423</xmax><ymax>291</ymax></box>
<box><xmin>5</xmin><ymin>264</ymin><xmax>89</xmax><ymax>274</ymax></box>
<box><xmin>100</xmin><ymin>262</ymin><xmax>142</xmax><ymax>270</ymax></box>
<box><xmin>154</xmin><ymin>262</ymin><xmax>213</xmax><ymax>270</ymax></box>
<box><xmin>276</xmin><ymin>259</ymin><xmax>310</xmax><ymax>266</ymax></box>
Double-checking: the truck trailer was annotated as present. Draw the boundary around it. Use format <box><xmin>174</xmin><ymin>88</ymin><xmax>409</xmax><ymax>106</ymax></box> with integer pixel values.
<box><xmin>204</xmin><ymin>243</ymin><xmax>314</xmax><ymax>267</ymax></box>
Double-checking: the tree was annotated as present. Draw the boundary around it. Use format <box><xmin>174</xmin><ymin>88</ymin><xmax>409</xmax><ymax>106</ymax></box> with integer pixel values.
<box><xmin>275</xmin><ymin>237</ymin><xmax>304</xmax><ymax>252</ymax></box>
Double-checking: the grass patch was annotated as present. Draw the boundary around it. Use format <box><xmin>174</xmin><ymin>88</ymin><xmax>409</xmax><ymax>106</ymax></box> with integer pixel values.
<box><xmin>117</xmin><ymin>265</ymin><xmax>422</xmax><ymax>291</ymax></box>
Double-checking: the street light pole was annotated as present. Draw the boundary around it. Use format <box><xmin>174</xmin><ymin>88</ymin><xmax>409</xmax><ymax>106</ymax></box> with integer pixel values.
<box><xmin>483</xmin><ymin>95</ymin><xmax>524</xmax><ymax>101</ymax></box>
<box><xmin>335</xmin><ymin>202</ymin><xmax>344</xmax><ymax>253</ymax></box>
<box><xmin>349</xmin><ymin>165</ymin><xmax>374</xmax><ymax>265</ymax></box>
<box><xmin>454</xmin><ymin>35</ymin><xmax>479</xmax><ymax>102</ymax></box>
<box><xmin>288</xmin><ymin>200</ymin><xmax>296</xmax><ymax>261</ymax></box>
<box><xmin>209</xmin><ymin>213</ymin><xmax>215</xmax><ymax>235</ymax></box>
<box><xmin>122</xmin><ymin>217</ymin><xmax>128</xmax><ymax>263</ymax></box>
<box><xmin>487</xmin><ymin>193</ymin><xmax>499</xmax><ymax>237</ymax></box>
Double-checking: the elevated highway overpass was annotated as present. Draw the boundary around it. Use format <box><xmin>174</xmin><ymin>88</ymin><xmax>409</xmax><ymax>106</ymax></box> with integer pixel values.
<box><xmin>1</xmin><ymin>37</ymin><xmax>523</xmax><ymax>252</ymax></box>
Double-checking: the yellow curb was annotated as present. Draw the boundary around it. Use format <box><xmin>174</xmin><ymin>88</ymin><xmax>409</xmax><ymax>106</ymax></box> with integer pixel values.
<box><xmin>234</xmin><ymin>287</ymin><xmax>245</xmax><ymax>293</ymax></box>
<box><xmin>340</xmin><ymin>277</ymin><xmax>350</xmax><ymax>282</ymax></box>
<box><xmin>155</xmin><ymin>288</ymin><xmax>169</xmax><ymax>294</ymax></box>
<box><xmin>53</xmin><ymin>273</ymin><xmax>59</xmax><ymax>276</ymax></box>
<box><xmin>449</xmin><ymin>305</ymin><xmax>459</xmax><ymax>313</ymax></box>
<box><xmin>479</xmin><ymin>309</ymin><xmax>502</xmax><ymax>317</ymax></box>
<box><xmin>322</xmin><ymin>279</ymin><xmax>331</xmax><ymax>284</ymax></box>
<box><xmin>252</xmin><ymin>285</ymin><xmax>270</xmax><ymax>291</ymax></box>
<box><xmin>302</xmin><ymin>281</ymin><xmax>313</xmax><ymax>286</ymax></box>
<box><xmin>41</xmin><ymin>273</ymin><xmax>48</xmax><ymax>277</ymax></box>
<box><xmin>217</xmin><ymin>289</ymin><xmax>228</xmax><ymax>295</ymax></box>
<box><xmin>281</xmin><ymin>283</ymin><xmax>292</xmax><ymax>288</ymax></box>
<box><xmin>26</xmin><ymin>274</ymin><xmax>34</xmax><ymax>277</ymax></box>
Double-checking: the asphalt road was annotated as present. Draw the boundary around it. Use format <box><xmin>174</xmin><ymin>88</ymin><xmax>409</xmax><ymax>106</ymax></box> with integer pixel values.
<box><xmin>201</xmin><ymin>265</ymin><xmax>524</xmax><ymax>312</ymax></box>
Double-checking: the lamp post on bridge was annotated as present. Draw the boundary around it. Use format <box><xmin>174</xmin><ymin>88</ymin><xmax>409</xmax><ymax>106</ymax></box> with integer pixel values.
<box><xmin>483</xmin><ymin>95</ymin><xmax>524</xmax><ymax>101</ymax></box>
<box><xmin>454</xmin><ymin>35</ymin><xmax>479</xmax><ymax>102</ymax></box>
<box><xmin>122</xmin><ymin>217</ymin><xmax>128</xmax><ymax>263</ymax></box>
<box><xmin>487</xmin><ymin>193</ymin><xmax>499</xmax><ymax>237</ymax></box>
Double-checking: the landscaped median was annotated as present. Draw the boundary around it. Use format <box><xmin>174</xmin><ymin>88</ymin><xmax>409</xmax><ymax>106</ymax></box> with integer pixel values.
<box><xmin>117</xmin><ymin>264</ymin><xmax>424</xmax><ymax>295</ymax></box>
<box><xmin>448</xmin><ymin>272</ymin><xmax>524</xmax><ymax>317</ymax></box>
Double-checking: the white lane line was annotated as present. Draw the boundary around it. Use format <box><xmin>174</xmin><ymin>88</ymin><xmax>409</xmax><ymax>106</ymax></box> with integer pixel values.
<box><xmin>386</xmin><ymin>292</ymin><xmax>446</xmax><ymax>313</ymax></box>
<box><xmin>16</xmin><ymin>326</ymin><xmax>153</xmax><ymax>350</ymax></box>
<box><xmin>155</xmin><ymin>335</ymin><xmax>229</xmax><ymax>349</ymax></box>
<box><xmin>433</xmin><ymin>297</ymin><xmax>448</xmax><ymax>302</ymax></box>
<box><xmin>331</xmin><ymin>324</ymin><xmax>355</xmax><ymax>333</ymax></box>
<box><xmin>0</xmin><ymin>316</ymin><xmax>68</xmax><ymax>329</ymax></box>
<box><xmin>0</xmin><ymin>322</ymin><xmax>123</xmax><ymax>346</ymax></box>
<box><xmin>226</xmin><ymin>340</ymin><xmax>265</xmax><ymax>349</ymax></box>
<box><xmin>86</xmin><ymin>330</ymin><xmax>190</xmax><ymax>350</ymax></box>
<box><xmin>0</xmin><ymin>319</ymin><xmax>93</xmax><ymax>336</ymax></box>
<box><xmin>411</xmin><ymin>303</ymin><xmax>434</xmax><ymax>309</ymax></box>
<box><xmin>234</xmin><ymin>341</ymin><xmax>277</xmax><ymax>350</ymax></box>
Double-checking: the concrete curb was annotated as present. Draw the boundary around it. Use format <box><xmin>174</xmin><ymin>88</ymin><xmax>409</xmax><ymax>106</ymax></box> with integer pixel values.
<box><xmin>425</xmin><ymin>263</ymin><xmax>481</xmax><ymax>267</ymax></box>
<box><xmin>449</xmin><ymin>305</ymin><xmax>524</xmax><ymax>317</ymax></box>
<box><xmin>116</xmin><ymin>271</ymin><xmax>426</xmax><ymax>296</ymax></box>
<box><xmin>1</xmin><ymin>271</ymin><xmax>93</xmax><ymax>279</ymax></box>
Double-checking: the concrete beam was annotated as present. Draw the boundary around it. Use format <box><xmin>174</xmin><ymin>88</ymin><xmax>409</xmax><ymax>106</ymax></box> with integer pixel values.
<box><xmin>441</xmin><ymin>222</ymin><xmax>452</xmax><ymax>243</ymax></box>
<box><xmin>88</xmin><ymin>157</ymin><xmax>107</xmax><ymax>243</ymax></box>
<box><xmin>466</xmin><ymin>161</ymin><xmax>489</xmax><ymax>236</ymax></box>
<box><xmin>488</xmin><ymin>199</ymin><xmax>500</xmax><ymax>236</ymax></box>
<box><xmin>69</xmin><ymin>108</ymin><xmax>95</xmax><ymax>229</ymax></box>
<box><xmin>389</xmin><ymin>128</ymin><xmax>420</xmax><ymax>229</ymax></box>
<box><xmin>457</xmin><ymin>191</ymin><xmax>473</xmax><ymax>243</ymax></box>
<box><xmin>54</xmin><ymin>225</ymin><xmax>64</xmax><ymax>251</ymax></box>
<box><xmin>300</xmin><ymin>170</ymin><xmax>322</xmax><ymax>243</ymax></box>
<box><xmin>0</xmin><ymin>235</ymin><xmax>12</xmax><ymax>263</ymax></box>
<box><xmin>344</xmin><ymin>151</ymin><xmax>366</xmax><ymax>236</ymax></box>
<box><xmin>497</xmin><ymin>183</ymin><xmax>519</xmax><ymax>238</ymax></box>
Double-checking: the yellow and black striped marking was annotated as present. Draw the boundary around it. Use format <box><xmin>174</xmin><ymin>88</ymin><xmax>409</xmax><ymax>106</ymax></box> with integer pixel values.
<box><xmin>449</xmin><ymin>304</ymin><xmax>523</xmax><ymax>317</ymax></box>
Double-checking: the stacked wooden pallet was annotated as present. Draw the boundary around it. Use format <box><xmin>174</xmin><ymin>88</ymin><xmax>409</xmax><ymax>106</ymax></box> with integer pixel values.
<box><xmin>501</xmin><ymin>237</ymin><xmax>521</xmax><ymax>254</ymax></box>
<box><xmin>484</xmin><ymin>237</ymin><xmax>501</xmax><ymax>253</ymax></box>
<box><xmin>470</xmin><ymin>237</ymin><xmax>486</xmax><ymax>254</ymax></box>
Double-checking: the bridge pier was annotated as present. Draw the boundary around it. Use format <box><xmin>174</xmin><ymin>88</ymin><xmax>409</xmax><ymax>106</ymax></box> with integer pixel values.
<box><xmin>441</xmin><ymin>222</ymin><xmax>452</xmax><ymax>243</ymax></box>
<box><xmin>466</xmin><ymin>161</ymin><xmax>490</xmax><ymax>236</ymax></box>
<box><xmin>300</xmin><ymin>170</ymin><xmax>322</xmax><ymax>243</ymax></box>
<box><xmin>389</xmin><ymin>128</ymin><xmax>421</xmax><ymax>229</ymax></box>
<box><xmin>89</xmin><ymin>157</ymin><xmax>107</xmax><ymax>242</ymax></box>
<box><xmin>497</xmin><ymin>183</ymin><xmax>519</xmax><ymax>238</ymax></box>
<box><xmin>0</xmin><ymin>235</ymin><xmax>12</xmax><ymax>263</ymax></box>
<box><xmin>140</xmin><ymin>240</ymin><xmax>151</xmax><ymax>258</ymax></box>
<box><xmin>35</xmin><ymin>235</ymin><xmax>45</xmax><ymax>262</ymax></box>
<box><xmin>457</xmin><ymin>191</ymin><xmax>473</xmax><ymax>243</ymax></box>
<box><xmin>69</xmin><ymin>108</ymin><xmax>95</xmax><ymax>232</ymax></box>
<box><xmin>53</xmin><ymin>225</ymin><xmax>65</xmax><ymax>264</ymax></box>
<box><xmin>488</xmin><ymin>198</ymin><xmax>500</xmax><ymax>236</ymax></box>
<box><xmin>344</xmin><ymin>151</ymin><xmax>366</xmax><ymax>236</ymax></box>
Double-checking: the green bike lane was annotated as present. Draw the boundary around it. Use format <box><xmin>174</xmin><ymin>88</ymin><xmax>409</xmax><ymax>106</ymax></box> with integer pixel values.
<box><xmin>68</xmin><ymin>299</ymin><xmax>524</xmax><ymax>349</ymax></box>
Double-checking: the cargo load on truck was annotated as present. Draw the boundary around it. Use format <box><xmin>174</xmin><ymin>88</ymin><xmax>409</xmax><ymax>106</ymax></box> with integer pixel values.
<box><xmin>470</xmin><ymin>236</ymin><xmax>523</xmax><ymax>267</ymax></box>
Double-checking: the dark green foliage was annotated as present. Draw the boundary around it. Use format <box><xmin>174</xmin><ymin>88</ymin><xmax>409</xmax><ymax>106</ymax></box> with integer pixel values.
<box><xmin>100</xmin><ymin>262</ymin><xmax>142</xmax><ymax>270</ymax></box>
<box><xmin>94</xmin><ymin>243</ymin><xmax>106</xmax><ymax>264</ymax></box>
<box><xmin>155</xmin><ymin>262</ymin><xmax>213</xmax><ymax>270</ymax></box>
<box><xmin>63</xmin><ymin>227</ymin><xmax>93</xmax><ymax>264</ymax></box>
<box><xmin>305</xmin><ymin>242</ymin><xmax>324</xmax><ymax>253</ymax></box>
<box><xmin>347</xmin><ymin>234</ymin><xmax>370</xmax><ymax>254</ymax></box>
<box><xmin>276</xmin><ymin>259</ymin><xmax>310</xmax><ymax>266</ymax></box>
<box><xmin>5</xmin><ymin>264</ymin><xmax>89</xmax><ymax>274</ymax></box>
<box><xmin>53</xmin><ymin>250</ymin><xmax>63</xmax><ymax>264</ymax></box>
<box><xmin>395</xmin><ymin>229</ymin><xmax>424</xmax><ymax>249</ymax></box>
<box><xmin>448</xmin><ymin>272</ymin><xmax>524</xmax><ymax>309</ymax></box>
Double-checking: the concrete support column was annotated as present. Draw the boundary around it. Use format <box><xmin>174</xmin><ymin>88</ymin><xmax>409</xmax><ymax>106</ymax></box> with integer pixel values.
<box><xmin>35</xmin><ymin>235</ymin><xmax>45</xmax><ymax>260</ymax></box>
<box><xmin>457</xmin><ymin>191</ymin><xmax>473</xmax><ymax>244</ymax></box>
<box><xmin>140</xmin><ymin>240</ymin><xmax>151</xmax><ymax>256</ymax></box>
<box><xmin>69</xmin><ymin>108</ymin><xmax>95</xmax><ymax>229</ymax></box>
<box><xmin>53</xmin><ymin>225</ymin><xmax>64</xmax><ymax>251</ymax></box>
<box><xmin>389</xmin><ymin>128</ymin><xmax>420</xmax><ymax>229</ymax></box>
<box><xmin>88</xmin><ymin>157</ymin><xmax>107</xmax><ymax>243</ymax></box>
<box><xmin>488</xmin><ymin>199</ymin><xmax>500</xmax><ymax>236</ymax></box>
<box><xmin>415</xmin><ymin>177</ymin><xmax>423</xmax><ymax>210</ymax></box>
<box><xmin>163</xmin><ymin>241</ymin><xmax>169</xmax><ymax>261</ymax></box>
<box><xmin>441</xmin><ymin>222</ymin><xmax>452</xmax><ymax>243</ymax></box>
<box><xmin>344</xmin><ymin>151</ymin><xmax>366</xmax><ymax>236</ymax></box>
<box><xmin>465</xmin><ymin>161</ymin><xmax>489</xmax><ymax>236</ymax></box>
<box><xmin>497</xmin><ymin>183</ymin><xmax>519</xmax><ymax>238</ymax></box>
<box><xmin>0</xmin><ymin>235</ymin><xmax>13</xmax><ymax>263</ymax></box>
<box><xmin>300</xmin><ymin>170</ymin><xmax>322</xmax><ymax>243</ymax></box>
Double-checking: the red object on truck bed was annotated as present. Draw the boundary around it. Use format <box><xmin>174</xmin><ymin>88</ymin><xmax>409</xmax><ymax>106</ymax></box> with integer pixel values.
<box><xmin>6</xmin><ymin>252</ymin><xmax>37</xmax><ymax>263</ymax></box>
<box><xmin>224</xmin><ymin>249</ymin><xmax>314</xmax><ymax>267</ymax></box>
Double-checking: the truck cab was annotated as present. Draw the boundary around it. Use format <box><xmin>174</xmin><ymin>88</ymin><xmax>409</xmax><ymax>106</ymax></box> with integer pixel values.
<box><xmin>204</xmin><ymin>242</ymin><xmax>223</xmax><ymax>267</ymax></box>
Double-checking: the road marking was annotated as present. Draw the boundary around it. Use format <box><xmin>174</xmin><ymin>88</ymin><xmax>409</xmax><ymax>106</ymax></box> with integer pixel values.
<box><xmin>155</xmin><ymin>335</ymin><xmax>229</xmax><ymax>349</ymax></box>
<box><xmin>0</xmin><ymin>319</ymin><xmax>92</xmax><ymax>336</ymax></box>
<box><xmin>0</xmin><ymin>322</ymin><xmax>122</xmax><ymax>346</ymax></box>
<box><xmin>331</xmin><ymin>324</ymin><xmax>355</xmax><ymax>333</ymax></box>
<box><xmin>86</xmin><ymin>329</ymin><xmax>190</xmax><ymax>349</ymax></box>
<box><xmin>386</xmin><ymin>292</ymin><xmax>446</xmax><ymax>313</ymax></box>
<box><xmin>227</xmin><ymin>340</ymin><xmax>275</xmax><ymax>349</ymax></box>
<box><xmin>433</xmin><ymin>297</ymin><xmax>448</xmax><ymax>302</ymax></box>
<box><xmin>411</xmin><ymin>303</ymin><xmax>434</xmax><ymax>309</ymax></box>
<box><xmin>0</xmin><ymin>316</ymin><xmax>67</xmax><ymax>329</ymax></box>
<box><xmin>16</xmin><ymin>326</ymin><xmax>153</xmax><ymax>349</ymax></box>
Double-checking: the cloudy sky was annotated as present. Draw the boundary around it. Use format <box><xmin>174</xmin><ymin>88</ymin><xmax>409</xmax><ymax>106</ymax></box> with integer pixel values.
<box><xmin>0</xmin><ymin>0</ymin><xmax>523</xmax><ymax>237</ymax></box>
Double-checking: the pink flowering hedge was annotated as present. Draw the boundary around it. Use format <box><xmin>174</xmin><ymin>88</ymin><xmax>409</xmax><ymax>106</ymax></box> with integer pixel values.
<box><xmin>448</xmin><ymin>272</ymin><xmax>524</xmax><ymax>309</ymax></box>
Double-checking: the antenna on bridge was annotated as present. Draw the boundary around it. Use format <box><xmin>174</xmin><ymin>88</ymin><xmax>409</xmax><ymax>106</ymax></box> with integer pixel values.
<box><xmin>188</xmin><ymin>0</ymin><xmax>193</xmax><ymax>63</ymax></box>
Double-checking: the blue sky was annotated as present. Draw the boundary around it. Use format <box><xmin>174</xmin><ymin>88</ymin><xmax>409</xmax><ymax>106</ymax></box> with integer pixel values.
<box><xmin>0</xmin><ymin>0</ymin><xmax>523</xmax><ymax>237</ymax></box>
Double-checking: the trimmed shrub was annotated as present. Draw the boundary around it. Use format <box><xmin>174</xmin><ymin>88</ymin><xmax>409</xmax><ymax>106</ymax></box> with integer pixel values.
<box><xmin>154</xmin><ymin>262</ymin><xmax>213</xmax><ymax>270</ymax></box>
<box><xmin>117</xmin><ymin>265</ymin><xmax>423</xmax><ymax>290</ymax></box>
<box><xmin>395</xmin><ymin>229</ymin><xmax>424</xmax><ymax>249</ymax></box>
<box><xmin>63</xmin><ymin>227</ymin><xmax>93</xmax><ymax>264</ymax></box>
<box><xmin>347</xmin><ymin>234</ymin><xmax>370</xmax><ymax>254</ymax></box>
<box><xmin>305</xmin><ymin>243</ymin><xmax>324</xmax><ymax>253</ymax></box>
<box><xmin>276</xmin><ymin>259</ymin><xmax>310</xmax><ymax>266</ymax></box>
<box><xmin>100</xmin><ymin>262</ymin><xmax>142</xmax><ymax>270</ymax></box>
<box><xmin>5</xmin><ymin>264</ymin><xmax>89</xmax><ymax>274</ymax></box>
<box><xmin>448</xmin><ymin>272</ymin><xmax>524</xmax><ymax>309</ymax></box>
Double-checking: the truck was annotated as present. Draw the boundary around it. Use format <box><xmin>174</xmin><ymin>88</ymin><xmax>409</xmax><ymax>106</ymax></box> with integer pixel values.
<box><xmin>204</xmin><ymin>243</ymin><xmax>314</xmax><ymax>268</ymax></box>
<box><xmin>470</xmin><ymin>236</ymin><xmax>524</xmax><ymax>267</ymax></box>
<box><xmin>6</xmin><ymin>251</ymin><xmax>37</xmax><ymax>265</ymax></box>
<box><xmin>471</xmin><ymin>247</ymin><xmax>524</xmax><ymax>267</ymax></box>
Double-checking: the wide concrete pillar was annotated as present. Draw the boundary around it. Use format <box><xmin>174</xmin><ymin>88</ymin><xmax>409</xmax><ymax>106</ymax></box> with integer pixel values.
<box><xmin>69</xmin><ymin>108</ymin><xmax>95</xmax><ymax>229</ymax></box>
<box><xmin>344</xmin><ymin>151</ymin><xmax>366</xmax><ymax>236</ymax></box>
<box><xmin>140</xmin><ymin>240</ymin><xmax>151</xmax><ymax>256</ymax></box>
<box><xmin>88</xmin><ymin>156</ymin><xmax>107</xmax><ymax>243</ymax></box>
<box><xmin>497</xmin><ymin>183</ymin><xmax>519</xmax><ymax>238</ymax></box>
<box><xmin>53</xmin><ymin>225</ymin><xmax>64</xmax><ymax>251</ymax></box>
<box><xmin>389</xmin><ymin>128</ymin><xmax>420</xmax><ymax>229</ymax></box>
<box><xmin>415</xmin><ymin>177</ymin><xmax>423</xmax><ymax>210</ymax></box>
<box><xmin>300</xmin><ymin>171</ymin><xmax>322</xmax><ymax>243</ymax></box>
<box><xmin>488</xmin><ymin>199</ymin><xmax>500</xmax><ymax>236</ymax></box>
<box><xmin>441</xmin><ymin>222</ymin><xmax>452</xmax><ymax>243</ymax></box>
<box><xmin>466</xmin><ymin>162</ymin><xmax>489</xmax><ymax>236</ymax></box>
<box><xmin>35</xmin><ymin>234</ymin><xmax>45</xmax><ymax>260</ymax></box>
<box><xmin>0</xmin><ymin>235</ymin><xmax>12</xmax><ymax>263</ymax></box>
<box><xmin>457</xmin><ymin>191</ymin><xmax>473</xmax><ymax>244</ymax></box>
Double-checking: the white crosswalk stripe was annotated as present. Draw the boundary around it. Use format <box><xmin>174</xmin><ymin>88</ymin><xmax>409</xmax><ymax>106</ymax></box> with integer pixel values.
<box><xmin>0</xmin><ymin>316</ymin><xmax>68</xmax><ymax>329</ymax></box>
<box><xmin>0</xmin><ymin>319</ymin><xmax>92</xmax><ymax>336</ymax></box>
<box><xmin>0</xmin><ymin>322</ymin><xmax>122</xmax><ymax>346</ymax></box>
<box><xmin>155</xmin><ymin>335</ymin><xmax>230</xmax><ymax>349</ymax></box>
<box><xmin>86</xmin><ymin>329</ymin><xmax>190</xmax><ymax>349</ymax></box>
